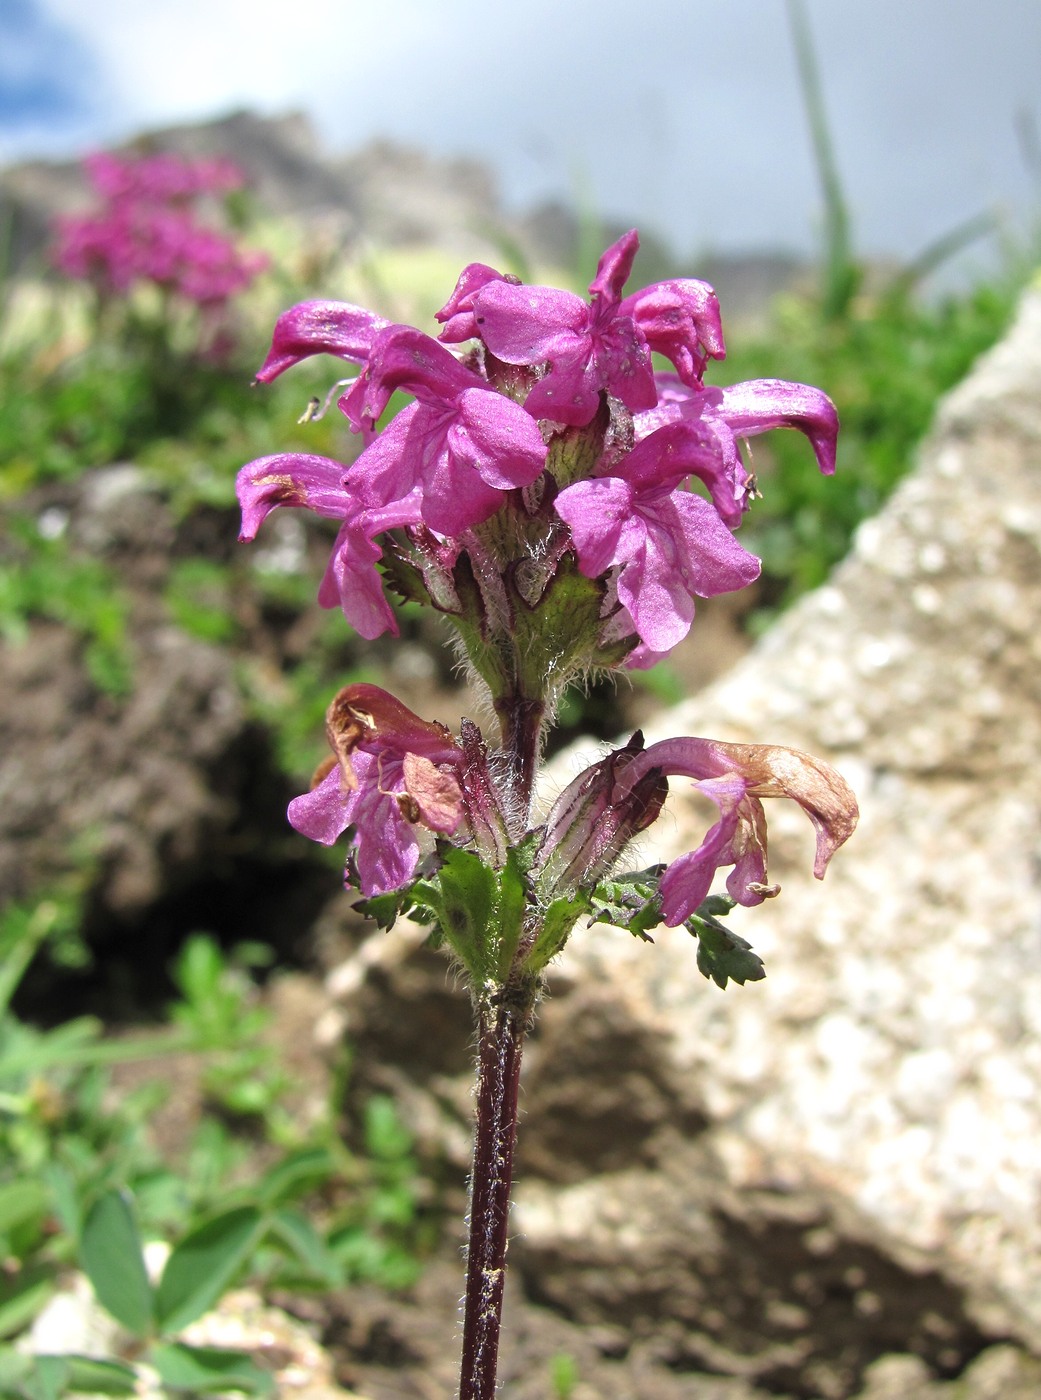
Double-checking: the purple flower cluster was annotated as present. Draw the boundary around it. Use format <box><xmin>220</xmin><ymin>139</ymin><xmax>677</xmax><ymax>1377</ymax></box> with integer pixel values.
<box><xmin>238</xmin><ymin>229</ymin><xmax>835</xmax><ymax>662</ymax></box>
<box><xmin>238</xmin><ymin>231</ymin><xmax>856</xmax><ymax>939</ymax></box>
<box><xmin>53</xmin><ymin>151</ymin><xmax>268</xmax><ymax>309</ymax></box>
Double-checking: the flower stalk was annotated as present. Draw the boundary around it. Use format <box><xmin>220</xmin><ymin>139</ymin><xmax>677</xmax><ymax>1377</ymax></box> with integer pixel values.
<box><xmin>236</xmin><ymin>229</ymin><xmax>859</xmax><ymax>1398</ymax></box>
<box><xmin>460</xmin><ymin>993</ymin><xmax>532</xmax><ymax>1400</ymax></box>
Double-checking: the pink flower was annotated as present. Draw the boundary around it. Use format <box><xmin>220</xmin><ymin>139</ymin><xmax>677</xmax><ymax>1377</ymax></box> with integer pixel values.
<box><xmin>616</xmin><ymin>737</ymin><xmax>859</xmax><ymax>925</ymax></box>
<box><xmin>340</xmin><ymin>326</ymin><xmax>548</xmax><ymax>535</ymax></box>
<box><xmin>637</xmin><ymin>374</ymin><xmax>839</xmax><ymax>480</ymax></box>
<box><xmin>239</xmin><ymin>230</ymin><xmax>841</xmax><ymax>673</ymax></box>
<box><xmin>464</xmin><ymin>229</ymin><xmax>656</xmax><ymax>426</ymax></box>
<box><xmin>618</xmin><ymin>278</ymin><xmax>725</xmax><ymax>390</ymax></box>
<box><xmin>443</xmin><ymin>231</ymin><xmax>728</xmax><ymax>427</ymax></box>
<box><xmin>554</xmin><ymin>421</ymin><xmax>762</xmax><ymax>655</ymax></box>
<box><xmin>52</xmin><ymin>150</ymin><xmax>266</xmax><ymax>313</ymax></box>
<box><xmin>236</xmin><ymin>453</ymin><xmax>421</xmax><ymax>639</ymax></box>
<box><xmin>254</xmin><ymin>300</ymin><xmax>391</xmax><ymax>383</ymax></box>
<box><xmin>288</xmin><ymin>684</ymin><xmax>466</xmax><ymax>896</ymax></box>
<box><xmin>434</xmin><ymin>262</ymin><xmax>512</xmax><ymax>343</ymax></box>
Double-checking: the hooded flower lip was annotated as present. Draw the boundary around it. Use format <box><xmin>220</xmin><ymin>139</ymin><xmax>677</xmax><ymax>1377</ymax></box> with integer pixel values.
<box><xmin>288</xmin><ymin>684</ymin><xmax>466</xmax><ymax>897</ymax></box>
<box><xmin>435</xmin><ymin>262</ymin><xmax>513</xmax><ymax>343</ymax></box>
<box><xmin>255</xmin><ymin>299</ymin><xmax>390</xmax><ymax>383</ymax></box>
<box><xmin>609</xmin><ymin>736</ymin><xmax>859</xmax><ymax>925</ymax></box>
<box><xmin>235</xmin><ymin>453</ymin><xmax>422</xmax><ymax>640</ymax></box>
<box><xmin>638</xmin><ymin>375</ymin><xmax>839</xmax><ymax>482</ymax></box>
<box><xmin>618</xmin><ymin>277</ymin><xmax>726</xmax><ymax>389</ymax></box>
<box><xmin>236</xmin><ymin>452</ymin><xmax>354</xmax><ymax>540</ymax></box>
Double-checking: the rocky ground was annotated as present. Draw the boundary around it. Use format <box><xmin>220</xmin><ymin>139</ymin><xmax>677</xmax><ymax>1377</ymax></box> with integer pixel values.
<box><xmin>105</xmin><ymin>972</ymin><xmax>1041</xmax><ymax>1400</ymax></box>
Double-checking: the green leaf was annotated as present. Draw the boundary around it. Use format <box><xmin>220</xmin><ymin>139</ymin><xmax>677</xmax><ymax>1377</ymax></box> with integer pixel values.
<box><xmin>266</xmin><ymin>1207</ymin><xmax>342</xmax><ymax>1287</ymax></box>
<box><xmin>22</xmin><ymin>1354</ymin><xmax>65</xmax><ymax>1400</ymax></box>
<box><xmin>40</xmin><ymin>1164</ymin><xmax>80</xmax><ymax>1240</ymax></box>
<box><xmin>590</xmin><ymin>867</ymin><xmax>665</xmax><ymax>941</ymax></box>
<box><xmin>328</xmin><ymin>1226</ymin><xmax>421</xmax><ymax>1289</ymax></box>
<box><xmin>525</xmin><ymin>893</ymin><xmax>590</xmax><ymax>975</ymax></box>
<box><xmin>0</xmin><ymin>1264</ymin><xmax>57</xmax><ymax>1340</ymax></box>
<box><xmin>493</xmin><ymin>846</ymin><xmax>528</xmax><ymax>980</ymax></box>
<box><xmin>0</xmin><ymin>1181</ymin><xmax>48</xmax><ymax>1236</ymax></box>
<box><xmin>80</xmin><ymin>1192</ymin><xmax>153</xmax><ymax>1337</ymax></box>
<box><xmin>149</xmin><ymin>1341</ymin><xmax>274</xmax><ymax>1396</ymax></box>
<box><xmin>363</xmin><ymin>1094</ymin><xmax>413</xmax><ymax>1161</ymax></box>
<box><xmin>433</xmin><ymin>846</ymin><xmax>496</xmax><ymax>977</ymax></box>
<box><xmin>352</xmin><ymin>881</ymin><xmax>434</xmax><ymax>931</ymax></box>
<box><xmin>154</xmin><ymin>1207</ymin><xmax>263</xmax><ymax>1334</ymax></box>
<box><xmin>255</xmin><ymin>1148</ymin><xmax>337</xmax><ymax>1208</ymax></box>
<box><xmin>700</xmin><ymin>894</ymin><xmax>737</xmax><ymax>918</ymax></box>
<box><xmin>690</xmin><ymin>919</ymin><xmax>766</xmax><ymax>990</ymax></box>
<box><xmin>0</xmin><ymin>1346</ymin><xmax>34</xmax><ymax>1386</ymax></box>
<box><xmin>60</xmin><ymin>1355</ymin><xmax>138</xmax><ymax>1396</ymax></box>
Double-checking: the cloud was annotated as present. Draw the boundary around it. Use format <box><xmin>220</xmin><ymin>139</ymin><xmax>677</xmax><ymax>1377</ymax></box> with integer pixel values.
<box><xmin>5</xmin><ymin>0</ymin><xmax>1041</xmax><ymax>260</ymax></box>
<box><xmin>0</xmin><ymin>0</ymin><xmax>103</xmax><ymax>157</ymax></box>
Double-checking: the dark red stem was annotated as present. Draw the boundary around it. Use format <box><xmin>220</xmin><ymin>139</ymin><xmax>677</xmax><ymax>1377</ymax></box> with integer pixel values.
<box><xmin>494</xmin><ymin>695</ymin><xmax>544</xmax><ymax>827</ymax></box>
<box><xmin>458</xmin><ymin>996</ymin><xmax>528</xmax><ymax>1400</ymax></box>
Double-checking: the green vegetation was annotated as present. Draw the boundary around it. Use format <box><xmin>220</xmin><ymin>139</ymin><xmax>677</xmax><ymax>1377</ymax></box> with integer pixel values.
<box><xmin>720</xmin><ymin>271</ymin><xmax>1022</xmax><ymax>610</ymax></box>
<box><xmin>0</xmin><ymin>924</ymin><xmax>423</xmax><ymax>1394</ymax></box>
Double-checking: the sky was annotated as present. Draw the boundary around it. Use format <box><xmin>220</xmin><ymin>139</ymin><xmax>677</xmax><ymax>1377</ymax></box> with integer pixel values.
<box><xmin>2</xmin><ymin>0</ymin><xmax>1040</xmax><ymax>267</ymax></box>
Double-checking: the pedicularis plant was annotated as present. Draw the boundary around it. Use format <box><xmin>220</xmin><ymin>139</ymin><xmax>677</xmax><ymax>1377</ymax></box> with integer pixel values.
<box><xmin>53</xmin><ymin>151</ymin><xmax>267</xmax><ymax>353</ymax></box>
<box><xmin>237</xmin><ymin>230</ymin><xmax>858</xmax><ymax>1399</ymax></box>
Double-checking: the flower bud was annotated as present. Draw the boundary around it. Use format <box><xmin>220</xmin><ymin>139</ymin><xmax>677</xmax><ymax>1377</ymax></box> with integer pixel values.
<box><xmin>536</xmin><ymin>732</ymin><xmax>668</xmax><ymax>896</ymax></box>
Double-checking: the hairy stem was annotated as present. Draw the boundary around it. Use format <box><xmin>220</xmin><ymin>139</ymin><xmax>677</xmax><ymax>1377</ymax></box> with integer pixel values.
<box><xmin>458</xmin><ymin>994</ymin><xmax>530</xmax><ymax>1400</ymax></box>
<box><xmin>494</xmin><ymin>694</ymin><xmax>545</xmax><ymax>826</ymax></box>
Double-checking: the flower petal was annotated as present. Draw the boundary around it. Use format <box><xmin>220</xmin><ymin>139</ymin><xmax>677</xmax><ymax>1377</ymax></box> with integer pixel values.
<box><xmin>236</xmin><ymin>453</ymin><xmax>350</xmax><ymax>539</ymax></box>
<box><xmin>617</xmin><ymin>737</ymin><xmax>859</xmax><ymax>924</ymax></box>
<box><xmin>474</xmin><ymin>281</ymin><xmax>589</xmax><ymax>365</ymax></box>
<box><xmin>620</xmin><ymin>279</ymin><xmax>726</xmax><ymax>387</ymax></box>
<box><xmin>288</xmin><ymin>765</ymin><xmax>354</xmax><ymax>846</ymax></box>
<box><xmin>436</xmin><ymin>262</ymin><xmax>510</xmax><ymax>342</ymax></box>
<box><xmin>588</xmin><ymin>228</ymin><xmax>640</xmax><ymax>301</ymax></box>
<box><xmin>717</xmin><ymin>379</ymin><xmax>839</xmax><ymax>476</ymax></box>
<box><xmin>256</xmin><ymin>300</ymin><xmax>389</xmax><ymax>382</ymax></box>
<box><xmin>452</xmin><ymin>388</ymin><xmax>548</xmax><ymax>490</ymax></box>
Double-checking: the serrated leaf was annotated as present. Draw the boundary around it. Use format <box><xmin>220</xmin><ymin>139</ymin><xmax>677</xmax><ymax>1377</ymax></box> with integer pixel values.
<box><xmin>154</xmin><ymin>1206</ymin><xmax>263</xmax><ymax>1334</ymax></box>
<box><xmin>691</xmin><ymin>921</ymin><xmax>766</xmax><ymax>990</ymax></box>
<box><xmin>377</xmin><ymin>549</ymin><xmax>436</xmax><ymax>608</ymax></box>
<box><xmin>352</xmin><ymin>889</ymin><xmax>411</xmax><ymax>930</ymax></box>
<box><xmin>80</xmin><ymin>1192</ymin><xmax>153</xmax><ymax>1337</ymax></box>
<box><xmin>700</xmin><ymin>894</ymin><xmax>737</xmax><ymax>918</ymax></box>
<box><xmin>590</xmin><ymin>868</ymin><xmax>665</xmax><ymax>941</ymax></box>
<box><xmin>354</xmin><ymin>878</ymin><xmax>439</xmax><ymax>932</ymax></box>
<box><xmin>149</xmin><ymin>1341</ymin><xmax>274</xmax><ymax>1395</ymax></box>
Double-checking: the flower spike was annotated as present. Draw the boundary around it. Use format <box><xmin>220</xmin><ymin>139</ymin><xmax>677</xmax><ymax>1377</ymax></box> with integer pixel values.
<box><xmin>239</xmin><ymin>226</ymin><xmax>856</xmax><ymax>1400</ymax></box>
